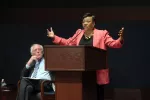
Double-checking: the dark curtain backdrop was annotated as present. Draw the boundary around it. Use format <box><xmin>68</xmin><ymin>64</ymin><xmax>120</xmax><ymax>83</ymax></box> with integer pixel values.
<box><xmin>1</xmin><ymin>13</ymin><xmax>150</xmax><ymax>88</ymax></box>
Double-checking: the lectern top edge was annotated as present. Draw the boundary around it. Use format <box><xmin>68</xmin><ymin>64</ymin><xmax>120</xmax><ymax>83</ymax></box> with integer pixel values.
<box><xmin>44</xmin><ymin>45</ymin><xmax>107</xmax><ymax>52</ymax></box>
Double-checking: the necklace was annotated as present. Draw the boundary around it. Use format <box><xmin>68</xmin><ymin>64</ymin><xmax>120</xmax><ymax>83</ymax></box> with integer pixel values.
<box><xmin>84</xmin><ymin>35</ymin><xmax>93</xmax><ymax>39</ymax></box>
<box><xmin>84</xmin><ymin>32</ymin><xmax>93</xmax><ymax>39</ymax></box>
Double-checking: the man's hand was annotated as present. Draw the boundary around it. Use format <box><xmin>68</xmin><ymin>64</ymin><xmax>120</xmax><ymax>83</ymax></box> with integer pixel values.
<box><xmin>26</xmin><ymin>56</ymin><xmax>37</xmax><ymax>67</ymax></box>
<box><xmin>47</xmin><ymin>27</ymin><xmax>55</xmax><ymax>38</ymax></box>
<box><xmin>118</xmin><ymin>27</ymin><xmax>124</xmax><ymax>41</ymax></box>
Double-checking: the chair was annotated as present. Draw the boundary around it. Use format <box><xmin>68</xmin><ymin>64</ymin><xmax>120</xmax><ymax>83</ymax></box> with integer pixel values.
<box><xmin>1</xmin><ymin>84</ymin><xmax>17</xmax><ymax>100</ymax></box>
<box><xmin>17</xmin><ymin>80</ymin><xmax>55</xmax><ymax>100</ymax></box>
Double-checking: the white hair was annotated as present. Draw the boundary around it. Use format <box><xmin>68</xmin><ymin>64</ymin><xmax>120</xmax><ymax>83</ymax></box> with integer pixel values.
<box><xmin>30</xmin><ymin>44</ymin><xmax>44</xmax><ymax>55</ymax></box>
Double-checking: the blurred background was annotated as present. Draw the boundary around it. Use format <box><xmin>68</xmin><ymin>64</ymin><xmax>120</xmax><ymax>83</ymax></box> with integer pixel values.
<box><xmin>1</xmin><ymin>6</ymin><xmax>150</xmax><ymax>89</ymax></box>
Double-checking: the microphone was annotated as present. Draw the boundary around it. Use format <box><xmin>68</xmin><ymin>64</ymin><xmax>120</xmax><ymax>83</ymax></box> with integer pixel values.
<box><xmin>67</xmin><ymin>29</ymin><xmax>82</xmax><ymax>45</ymax></box>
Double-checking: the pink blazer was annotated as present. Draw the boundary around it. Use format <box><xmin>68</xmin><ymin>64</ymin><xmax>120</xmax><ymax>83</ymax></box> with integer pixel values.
<box><xmin>53</xmin><ymin>28</ymin><xmax>123</xmax><ymax>85</ymax></box>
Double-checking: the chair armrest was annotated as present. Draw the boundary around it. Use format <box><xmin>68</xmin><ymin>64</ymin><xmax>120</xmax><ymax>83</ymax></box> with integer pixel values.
<box><xmin>40</xmin><ymin>80</ymin><xmax>55</xmax><ymax>96</ymax></box>
<box><xmin>17</xmin><ymin>80</ymin><xmax>21</xmax><ymax>92</ymax></box>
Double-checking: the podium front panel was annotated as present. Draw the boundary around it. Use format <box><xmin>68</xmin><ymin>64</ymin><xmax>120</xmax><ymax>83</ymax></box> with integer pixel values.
<box><xmin>44</xmin><ymin>46</ymin><xmax>85</xmax><ymax>71</ymax></box>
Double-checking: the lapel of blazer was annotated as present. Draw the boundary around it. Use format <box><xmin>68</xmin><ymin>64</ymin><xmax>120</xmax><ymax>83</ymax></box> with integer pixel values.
<box><xmin>93</xmin><ymin>28</ymin><xmax>100</xmax><ymax>47</ymax></box>
<box><xmin>76</xmin><ymin>28</ymin><xmax>100</xmax><ymax>47</ymax></box>
<box><xmin>76</xmin><ymin>30</ymin><xmax>84</xmax><ymax>46</ymax></box>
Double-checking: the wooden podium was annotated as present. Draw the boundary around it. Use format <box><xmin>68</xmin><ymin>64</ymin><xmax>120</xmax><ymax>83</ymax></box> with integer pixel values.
<box><xmin>44</xmin><ymin>45</ymin><xmax>107</xmax><ymax>100</ymax></box>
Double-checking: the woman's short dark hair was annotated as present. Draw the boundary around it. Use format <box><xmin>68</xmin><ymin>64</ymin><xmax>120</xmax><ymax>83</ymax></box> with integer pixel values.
<box><xmin>82</xmin><ymin>13</ymin><xmax>96</xmax><ymax>22</ymax></box>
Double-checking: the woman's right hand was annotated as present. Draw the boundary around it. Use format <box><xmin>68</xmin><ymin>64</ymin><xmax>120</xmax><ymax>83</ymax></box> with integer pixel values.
<box><xmin>47</xmin><ymin>27</ymin><xmax>55</xmax><ymax>38</ymax></box>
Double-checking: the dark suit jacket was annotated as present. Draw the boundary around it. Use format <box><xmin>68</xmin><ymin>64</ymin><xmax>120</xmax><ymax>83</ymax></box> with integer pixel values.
<box><xmin>20</xmin><ymin>63</ymin><xmax>35</xmax><ymax>79</ymax></box>
<box><xmin>20</xmin><ymin>61</ymin><xmax>55</xmax><ymax>92</ymax></box>
<box><xmin>20</xmin><ymin>58</ymin><xmax>55</xmax><ymax>81</ymax></box>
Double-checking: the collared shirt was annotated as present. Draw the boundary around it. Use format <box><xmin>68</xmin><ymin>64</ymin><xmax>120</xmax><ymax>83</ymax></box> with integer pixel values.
<box><xmin>25</xmin><ymin>58</ymin><xmax>55</xmax><ymax>91</ymax></box>
<box><xmin>26</xmin><ymin>58</ymin><xmax>51</xmax><ymax>80</ymax></box>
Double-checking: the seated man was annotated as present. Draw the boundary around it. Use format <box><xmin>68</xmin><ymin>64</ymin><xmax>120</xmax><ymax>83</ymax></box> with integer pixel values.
<box><xmin>16</xmin><ymin>44</ymin><xmax>55</xmax><ymax>100</ymax></box>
